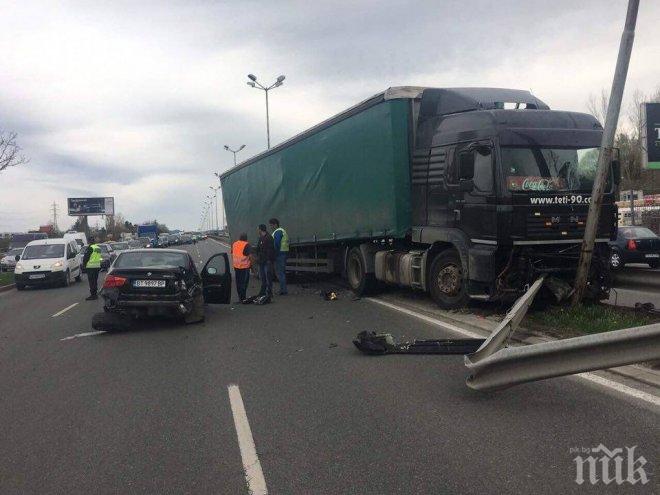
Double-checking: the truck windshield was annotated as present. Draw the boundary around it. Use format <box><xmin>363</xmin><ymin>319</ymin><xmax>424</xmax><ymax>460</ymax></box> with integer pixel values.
<box><xmin>502</xmin><ymin>147</ymin><xmax>605</xmax><ymax>192</ymax></box>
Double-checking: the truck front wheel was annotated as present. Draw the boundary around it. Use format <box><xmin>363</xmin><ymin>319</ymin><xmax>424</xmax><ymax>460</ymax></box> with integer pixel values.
<box><xmin>429</xmin><ymin>250</ymin><xmax>470</xmax><ymax>309</ymax></box>
<box><xmin>347</xmin><ymin>247</ymin><xmax>374</xmax><ymax>296</ymax></box>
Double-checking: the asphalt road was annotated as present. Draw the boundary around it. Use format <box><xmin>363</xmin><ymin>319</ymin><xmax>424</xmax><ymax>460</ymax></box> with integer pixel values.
<box><xmin>1</xmin><ymin>239</ymin><xmax>658</xmax><ymax>494</ymax></box>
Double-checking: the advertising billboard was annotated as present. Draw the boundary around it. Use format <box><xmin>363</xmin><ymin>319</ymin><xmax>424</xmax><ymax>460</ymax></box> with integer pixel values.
<box><xmin>67</xmin><ymin>197</ymin><xmax>115</xmax><ymax>216</ymax></box>
<box><xmin>643</xmin><ymin>102</ymin><xmax>660</xmax><ymax>170</ymax></box>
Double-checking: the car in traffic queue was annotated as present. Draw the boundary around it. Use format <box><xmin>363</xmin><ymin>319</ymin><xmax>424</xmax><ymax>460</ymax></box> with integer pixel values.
<box><xmin>14</xmin><ymin>238</ymin><xmax>82</xmax><ymax>290</ymax></box>
<box><xmin>127</xmin><ymin>240</ymin><xmax>143</xmax><ymax>250</ymax></box>
<box><xmin>98</xmin><ymin>243</ymin><xmax>116</xmax><ymax>271</ymax></box>
<box><xmin>609</xmin><ymin>226</ymin><xmax>660</xmax><ymax>270</ymax></box>
<box><xmin>1</xmin><ymin>248</ymin><xmax>24</xmax><ymax>272</ymax></box>
<box><xmin>158</xmin><ymin>234</ymin><xmax>170</xmax><ymax>247</ymax></box>
<box><xmin>109</xmin><ymin>241</ymin><xmax>130</xmax><ymax>254</ymax></box>
<box><xmin>93</xmin><ymin>248</ymin><xmax>231</xmax><ymax>329</ymax></box>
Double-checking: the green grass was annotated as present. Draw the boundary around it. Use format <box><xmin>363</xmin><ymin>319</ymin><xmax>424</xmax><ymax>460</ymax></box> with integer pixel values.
<box><xmin>525</xmin><ymin>303</ymin><xmax>656</xmax><ymax>336</ymax></box>
<box><xmin>0</xmin><ymin>271</ymin><xmax>14</xmax><ymax>286</ymax></box>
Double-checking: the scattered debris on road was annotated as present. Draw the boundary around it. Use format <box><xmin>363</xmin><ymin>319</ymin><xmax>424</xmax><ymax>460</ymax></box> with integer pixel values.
<box><xmin>353</xmin><ymin>331</ymin><xmax>485</xmax><ymax>356</ymax></box>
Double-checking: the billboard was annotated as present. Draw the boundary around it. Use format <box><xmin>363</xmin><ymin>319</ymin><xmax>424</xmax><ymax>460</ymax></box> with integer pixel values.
<box><xmin>643</xmin><ymin>102</ymin><xmax>660</xmax><ymax>170</ymax></box>
<box><xmin>67</xmin><ymin>197</ymin><xmax>115</xmax><ymax>216</ymax></box>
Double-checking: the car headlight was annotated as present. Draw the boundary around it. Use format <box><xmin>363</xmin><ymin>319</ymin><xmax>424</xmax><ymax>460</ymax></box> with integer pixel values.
<box><xmin>15</xmin><ymin>263</ymin><xmax>23</xmax><ymax>271</ymax></box>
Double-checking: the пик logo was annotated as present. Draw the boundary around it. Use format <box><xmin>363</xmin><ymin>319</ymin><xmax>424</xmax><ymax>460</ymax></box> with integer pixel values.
<box><xmin>572</xmin><ymin>444</ymin><xmax>649</xmax><ymax>485</ymax></box>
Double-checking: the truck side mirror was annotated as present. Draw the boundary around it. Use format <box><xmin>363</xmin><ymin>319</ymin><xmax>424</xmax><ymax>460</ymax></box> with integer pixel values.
<box><xmin>612</xmin><ymin>159</ymin><xmax>621</xmax><ymax>186</ymax></box>
<box><xmin>458</xmin><ymin>152</ymin><xmax>475</xmax><ymax>180</ymax></box>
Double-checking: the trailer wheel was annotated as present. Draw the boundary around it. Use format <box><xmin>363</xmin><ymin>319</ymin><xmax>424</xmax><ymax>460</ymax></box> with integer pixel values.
<box><xmin>347</xmin><ymin>247</ymin><xmax>374</xmax><ymax>295</ymax></box>
<box><xmin>429</xmin><ymin>250</ymin><xmax>470</xmax><ymax>309</ymax></box>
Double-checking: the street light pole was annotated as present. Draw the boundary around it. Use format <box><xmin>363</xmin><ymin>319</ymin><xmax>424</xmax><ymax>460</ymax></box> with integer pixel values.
<box><xmin>247</xmin><ymin>74</ymin><xmax>286</xmax><ymax>149</ymax></box>
<box><xmin>572</xmin><ymin>0</ymin><xmax>639</xmax><ymax>305</ymax></box>
<box><xmin>209</xmin><ymin>186</ymin><xmax>219</xmax><ymax>232</ymax></box>
<box><xmin>224</xmin><ymin>144</ymin><xmax>245</xmax><ymax>166</ymax></box>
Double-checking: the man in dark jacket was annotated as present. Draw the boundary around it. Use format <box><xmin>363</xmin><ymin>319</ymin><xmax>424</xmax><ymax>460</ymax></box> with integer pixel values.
<box><xmin>256</xmin><ymin>224</ymin><xmax>275</xmax><ymax>298</ymax></box>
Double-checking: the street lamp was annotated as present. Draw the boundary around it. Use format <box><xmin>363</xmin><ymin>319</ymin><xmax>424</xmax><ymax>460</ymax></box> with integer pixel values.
<box><xmin>209</xmin><ymin>186</ymin><xmax>220</xmax><ymax>232</ymax></box>
<box><xmin>224</xmin><ymin>144</ymin><xmax>246</xmax><ymax>166</ymax></box>
<box><xmin>246</xmin><ymin>74</ymin><xmax>286</xmax><ymax>149</ymax></box>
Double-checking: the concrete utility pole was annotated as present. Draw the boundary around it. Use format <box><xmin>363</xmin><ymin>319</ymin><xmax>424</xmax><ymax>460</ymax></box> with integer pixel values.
<box><xmin>573</xmin><ymin>0</ymin><xmax>639</xmax><ymax>305</ymax></box>
<box><xmin>51</xmin><ymin>202</ymin><xmax>59</xmax><ymax>232</ymax></box>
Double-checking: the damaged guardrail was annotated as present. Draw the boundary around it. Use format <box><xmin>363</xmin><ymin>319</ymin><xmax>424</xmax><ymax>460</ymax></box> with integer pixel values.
<box><xmin>356</xmin><ymin>274</ymin><xmax>660</xmax><ymax>392</ymax></box>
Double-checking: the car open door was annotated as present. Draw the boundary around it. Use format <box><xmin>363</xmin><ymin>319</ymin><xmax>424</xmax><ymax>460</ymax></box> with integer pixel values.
<box><xmin>201</xmin><ymin>253</ymin><xmax>232</xmax><ymax>304</ymax></box>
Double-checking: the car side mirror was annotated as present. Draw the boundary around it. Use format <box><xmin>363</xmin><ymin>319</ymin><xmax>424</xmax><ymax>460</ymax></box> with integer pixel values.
<box><xmin>15</xmin><ymin>255</ymin><xmax>20</xmax><ymax>261</ymax></box>
<box><xmin>612</xmin><ymin>159</ymin><xmax>621</xmax><ymax>186</ymax></box>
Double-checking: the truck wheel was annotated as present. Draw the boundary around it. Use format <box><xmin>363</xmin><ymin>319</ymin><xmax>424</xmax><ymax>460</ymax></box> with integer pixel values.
<box><xmin>429</xmin><ymin>250</ymin><xmax>470</xmax><ymax>309</ymax></box>
<box><xmin>346</xmin><ymin>247</ymin><xmax>374</xmax><ymax>295</ymax></box>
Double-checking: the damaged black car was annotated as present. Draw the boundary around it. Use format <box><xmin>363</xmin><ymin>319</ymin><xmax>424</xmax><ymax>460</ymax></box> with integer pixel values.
<box><xmin>92</xmin><ymin>249</ymin><xmax>231</xmax><ymax>330</ymax></box>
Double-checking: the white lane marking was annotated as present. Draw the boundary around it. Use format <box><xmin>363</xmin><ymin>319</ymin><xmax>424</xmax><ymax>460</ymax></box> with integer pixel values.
<box><xmin>367</xmin><ymin>297</ymin><xmax>660</xmax><ymax>407</ymax></box>
<box><xmin>366</xmin><ymin>297</ymin><xmax>483</xmax><ymax>339</ymax></box>
<box><xmin>51</xmin><ymin>302</ymin><xmax>79</xmax><ymax>318</ymax></box>
<box><xmin>60</xmin><ymin>330</ymin><xmax>107</xmax><ymax>341</ymax></box>
<box><xmin>576</xmin><ymin>372</ymin><xmax>660</xmax><ymax>408</ymax></box>
<box><xmin>228</xmin><ymin>384</ymin><xmax>268</xmax><ymax>495</ymax></box>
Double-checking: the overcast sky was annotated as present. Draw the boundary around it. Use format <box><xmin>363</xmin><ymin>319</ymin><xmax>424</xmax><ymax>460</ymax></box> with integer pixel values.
<box><xmin>1</xmin><ymin>0</ymin><xmax>658</xmax><ymax>232</ymax></box>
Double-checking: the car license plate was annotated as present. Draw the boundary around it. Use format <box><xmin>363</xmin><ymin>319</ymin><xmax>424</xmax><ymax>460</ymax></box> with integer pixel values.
<box><xmin>133</xmin><ymin>279</ymin><xmax>166</xmax><ymax>288</ymax></box>
<box><xmin>29</xmin><ymin>274</ymin><xmax>46</xmax><ymax>279</ymax></box>
<box><xmin>645</xmin><ymin>254</ymin><xmax>659</xmax><ymax>258</ymax></box>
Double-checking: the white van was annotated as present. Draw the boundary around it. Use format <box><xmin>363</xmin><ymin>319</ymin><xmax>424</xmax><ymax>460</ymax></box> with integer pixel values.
<box><xmin>64</xmin><ymin>231</ymin><xmax>88</xmax><ymax>250</ymax></box>
<box><xmin>14</xmin><ymin>238</ymin><xmax>82</xmax><ymax>290</ymax></box>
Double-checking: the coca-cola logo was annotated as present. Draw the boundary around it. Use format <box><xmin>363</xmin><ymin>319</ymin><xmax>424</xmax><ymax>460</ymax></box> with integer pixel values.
<box><xmin>508</xmin><ymin>176</ymin><xmax>567</xmax><ymax>191</ymax></box>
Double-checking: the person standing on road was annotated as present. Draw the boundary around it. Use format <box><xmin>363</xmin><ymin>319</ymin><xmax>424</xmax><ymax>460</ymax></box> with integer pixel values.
<box><xmin>82</xmin><ymin>236</ymin><xmax>103</xmax><ymax>300</ymax></box>
<box><xmin>232</xmin><ymin>233</ymin><xmax>252</xmax><ymax>302</ymax></box>
<box><xmin>256</xmin><ymin>224</ymin><xmax>275</xmax><ymax>299</ymax></box>
<box><xmin>269</xmin><ymin>218</ymin><xmax>289</xmax><ymax>295</ymax></box>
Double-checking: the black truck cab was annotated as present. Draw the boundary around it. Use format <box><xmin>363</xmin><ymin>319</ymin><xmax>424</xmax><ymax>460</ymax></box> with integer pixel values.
<box><xmin>408</xmin><ymin>88</ymin><xmax>617</xmax><ymax>307</ymax></box>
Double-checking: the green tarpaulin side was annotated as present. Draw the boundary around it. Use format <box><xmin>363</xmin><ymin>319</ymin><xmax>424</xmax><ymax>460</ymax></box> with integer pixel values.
<box><xmin>221</xmin><ymin>99</ymin><xmax>412</xmax><ymax>245</ymax></box>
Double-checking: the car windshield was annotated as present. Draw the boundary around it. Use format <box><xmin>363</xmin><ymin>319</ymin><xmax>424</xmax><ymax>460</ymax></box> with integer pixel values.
<box><xmin>22</xmin><ymin>244</ymin><xmax>64</xmax><ymax>259</ymax></box>
<box><xmin>114</xmin><ymin>251</ymin><xmax>190</xmax><ymax>269</ymax></box>
<box><xmin>620</xmin><ymin>227</ymin><xmax>657</xmax><ymax>239</ymax></box>
<box><xmin>503</xmin><ymin>147</ymin><xmax>609</xmax><ymax>192</ymax></box>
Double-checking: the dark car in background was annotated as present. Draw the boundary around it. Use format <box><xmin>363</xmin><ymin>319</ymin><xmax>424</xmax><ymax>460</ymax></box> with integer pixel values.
<box><xmin>92</xmin><ymin>249</ymin><xmax>231</xmax><ymax>330</ymax></box>
<box><xmin>179</xmin><ymin>234</ymin><xmax>192</xmax><ymax>245</ymax></box>
<box><xmin>609</xmin><ymin>226</ymin><xmax>660</xmax><ymax>270</ymax></box>
<box><xmin>98</xmin><ymin>243</ymin><xmax>116</xmax><ymax>270</ymax></box>
<box><xmin>1</xmin><ymin>248</ymin><xmax>24</xmax><ymax>272</ymax></box>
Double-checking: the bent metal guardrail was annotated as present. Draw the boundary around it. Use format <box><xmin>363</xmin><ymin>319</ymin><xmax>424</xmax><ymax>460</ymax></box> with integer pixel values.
<box><xmin>463</xmin><ymin>275</ymin><xmax>660</xmax><ymax>391</ymax></box>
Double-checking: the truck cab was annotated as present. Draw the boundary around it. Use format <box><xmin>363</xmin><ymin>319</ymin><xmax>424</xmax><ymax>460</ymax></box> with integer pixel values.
<box><xmin>409</xmin><ymin>88</ymin><xmax>617</xmax><ymax>307</ymax></box>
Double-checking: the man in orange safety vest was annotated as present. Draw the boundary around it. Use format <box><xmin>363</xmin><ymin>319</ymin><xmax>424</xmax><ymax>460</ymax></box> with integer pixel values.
<box><xmin>232</xmin><ymin>232</ymin><xmax>252</xmax><ymax>302</ymax></box>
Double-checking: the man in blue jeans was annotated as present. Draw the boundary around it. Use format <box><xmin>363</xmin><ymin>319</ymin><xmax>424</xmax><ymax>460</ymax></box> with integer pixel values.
<box><xmin>269</xmin><ymin>218</ymin><xmax>289</xmax><ymax>295</ymax></box>
<box><xmin>256</xmin><ymin>224</ymin><xmax>275</xmax><ymax>299</ymax></box>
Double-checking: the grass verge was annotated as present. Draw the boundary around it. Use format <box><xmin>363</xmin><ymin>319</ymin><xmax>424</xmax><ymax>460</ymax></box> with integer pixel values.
<box><xmin>0</xmin><ymin>271</ymin><xmax>15</xmax><ymax>287</ymax></box>
<box><xmin>525</xmin><ymin>303</ymin><xmax>659</xmax><ymax>338</ymax></box>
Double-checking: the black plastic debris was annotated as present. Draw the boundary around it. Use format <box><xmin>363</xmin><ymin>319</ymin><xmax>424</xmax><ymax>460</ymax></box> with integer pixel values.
<box><xmin>353</xmin><ymin>331</ymin><xmax>485</xmax><ymax>356</ymax></box>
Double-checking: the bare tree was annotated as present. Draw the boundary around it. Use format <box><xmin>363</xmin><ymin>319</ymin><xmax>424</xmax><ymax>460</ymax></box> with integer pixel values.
<box><xmin>0</xmin><ymin>131</ymin><xmax>29</xmax><ymax>172</ymax></box>
<box><xmin>586</xmin><ymin>89</ymin><xmax>609</xmax><ymax>125</ymax></box>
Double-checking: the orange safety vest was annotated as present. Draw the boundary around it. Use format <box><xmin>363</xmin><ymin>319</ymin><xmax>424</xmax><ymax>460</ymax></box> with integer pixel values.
<box><xmin>232</xmin><ymin>240</ymin><xmax>251</xmax><ymax>269</ymax></box>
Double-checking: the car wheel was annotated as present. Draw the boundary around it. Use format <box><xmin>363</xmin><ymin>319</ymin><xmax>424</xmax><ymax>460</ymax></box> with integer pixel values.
<box><xmin>75</xmin><ymin>270</ymin><xmax>82</xmax><ymax>282</ymax></box>
<box><xmin>16</xmin><ymin>283</ymin><xmax>26</xmax><ymax>291</ymax></box>
<box><xmin>429</xmin><ymin>250</ymin><xmax>470</xmax><ymax>309</ymax></box>
<box><xmin>184</xmin><ymin>292</ymin><xmax>205</xmax><ymax>324</ymax></box>
<box><xmin>609</xmin><ymin>250</ymin><xmax>624</xmax><ymax>271</ymax></box>
<box><xmin>63</xmin><ymin>269</ymin><xmax>71</xmax><ymax>287</ymax></box>
<box><xmin>92</xmin><ymin>312</ymin><xmax>132</xmax><ymax>332</ymax></box>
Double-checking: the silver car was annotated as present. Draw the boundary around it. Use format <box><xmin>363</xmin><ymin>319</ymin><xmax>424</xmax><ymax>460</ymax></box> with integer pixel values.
<box><xmin>1</xmin><ymin>248</ymin><xmax>24</xmax><ymax>272</ymax></box>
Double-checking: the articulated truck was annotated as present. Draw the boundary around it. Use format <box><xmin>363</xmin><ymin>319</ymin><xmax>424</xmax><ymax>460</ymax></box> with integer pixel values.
<box><xmin>220</xmin><ymin>87</ymin><xmax>619</xmax><ymax>308</ymax></box>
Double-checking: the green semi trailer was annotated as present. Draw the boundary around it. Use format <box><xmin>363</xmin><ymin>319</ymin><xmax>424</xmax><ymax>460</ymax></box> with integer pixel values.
<box><xmin>220</xmin><ymin>87</ymin><xmax>618</xmax><ymax>308</ymax></box>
